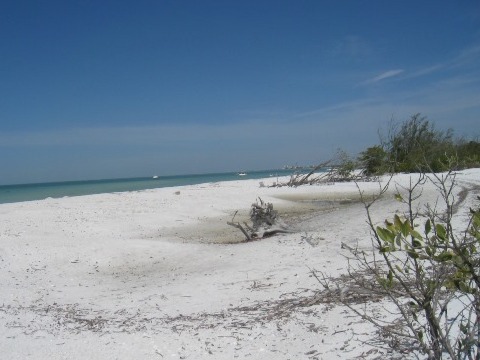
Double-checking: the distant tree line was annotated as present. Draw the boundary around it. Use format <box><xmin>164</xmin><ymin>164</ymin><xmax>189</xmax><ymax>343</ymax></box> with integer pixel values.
<box><xmin>358</xmin><ymin>113</ymin><xmax>480</xmax><ymax>175</ymax></box>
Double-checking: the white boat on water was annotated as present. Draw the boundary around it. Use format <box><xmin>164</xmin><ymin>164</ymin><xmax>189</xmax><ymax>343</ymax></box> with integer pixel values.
<box><xmin>152</xmin><ymin>175</ymin><xmax>159</xmax><ymax>179</ymax></box>
<box><xmin>238</xmin><ymin>172</ymin><xmax>247</xmax><ymax>176</ymax></box>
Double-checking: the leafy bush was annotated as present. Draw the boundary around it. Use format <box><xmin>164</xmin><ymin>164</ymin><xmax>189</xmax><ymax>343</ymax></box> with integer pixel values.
<box><xmin>359</xmin><ymin>114</ymin><xmax>479</xmax><ymax>175</ymax></box>
<box><xmin>335</xmin><ymin>149</ymin><xmax>356</xmax><ymax>179</ymax></box>
<box><xmin>341</xmin><ymin>172</ymin><xmax>480</xmax><ymax>359</ymax></box>
<box><xmin>385</xmin><ymin>113</ymin><xmax>455</xmax><ymax>173</ymax></box>
<box><xmin>456</xmin><ymin>140</ymin><xmax>480</xmax><ymax>169</ymax></box>
<box><xmin>358</xmin><ymin>145</ymin><xmax>388</xmax><ymax>175</ymax></box>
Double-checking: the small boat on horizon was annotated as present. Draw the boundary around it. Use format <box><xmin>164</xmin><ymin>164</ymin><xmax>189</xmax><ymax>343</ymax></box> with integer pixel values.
<box><xmin>152</xmin><ymin>175</ymin><xmax>159</xmax><ymax>179</ymax></box>
<box><xmin>238</xmin><ymin>172</ymin><xmax>247</xmax><ymax>176</ymax></box>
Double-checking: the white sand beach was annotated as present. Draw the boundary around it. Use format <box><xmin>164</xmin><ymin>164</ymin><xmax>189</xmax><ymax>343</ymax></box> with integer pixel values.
<box><xmin>1</xmin><ymin>169</ymin><xmax>480</xmax><ymax>359</ymax></box>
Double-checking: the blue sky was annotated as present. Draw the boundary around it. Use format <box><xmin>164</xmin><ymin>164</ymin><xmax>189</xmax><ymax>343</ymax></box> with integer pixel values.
<box><xmin>1</xmin><ymin>1</ymin><xmax>479</xmax><ymax>185</ymax></box>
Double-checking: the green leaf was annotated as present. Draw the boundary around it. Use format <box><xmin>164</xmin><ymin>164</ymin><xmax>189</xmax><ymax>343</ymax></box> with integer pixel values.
<box><xmin>410</xmin><ymin>230</ymin><xmax>423</xmax><ymax>241</ymax></box>
<box><xmin>407</xmin><ymin>250</ymin><xmax>419</xmax><ymax>259</ymax></box>
<box><xmin>458</xmin><ymin>282</ymin><xmax>476</xmax><ymax>294</ymax></box>
<box><xmin>385</xmin><ymin>219</ymin><xmax>395</xmax><ymax>232</ymax></box>
<box><xmin>412</xmin><ymin>239</ymin><xmax>422</xmax><ymax>248</ymax></box>
<box><xmin>379</xmin><ymin>246</ymin><xmax>391</xmax><ymax>253</ymax></box>
<box><xmin>436</xmin><ymin>224</ymin><xmax>447</xmax><ymax>241</ymax></box>
<box><xmin>387</xmin><ymin>269</ymin><xmax>393</xmax><ymax>287</ymax></box>
<box><xmin>435</xmin><ymin>252</ymin><xmax>453</xmax><ymax>262</ymax></box>
<box><xmin>394</xmin><ymin>214</ymin><xmax>402</xmax><ymax>228</ymax></box>
<box><xmin>377</xmin><ymin>226</ymin><xmax>395</xmax><ymax>243</ymax></box>
<box><xmin>400</xmin><ymin>219</ymin><xmax>411</xmax><ymax>237</ymax></box>
<box><xmin>394</xmin><ymin>193</ymin><xmax>403</xmax><ymax>202</ymax></box>
<box><xmin>425</xmin><ymin>219</ymin><xmax>432</xmax><ymax>235</ymax></box>
<box><xmin>426</xmin><ymin>246</ymin><xmax>433</xmax><ymax>257</ymax></box>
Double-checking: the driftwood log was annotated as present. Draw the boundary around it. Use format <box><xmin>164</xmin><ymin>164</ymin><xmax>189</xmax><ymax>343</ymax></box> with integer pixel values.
<box><xmin>227</xmin><ymin>198</ymin><xmax>291</xmax><ymax>241</ymax></box>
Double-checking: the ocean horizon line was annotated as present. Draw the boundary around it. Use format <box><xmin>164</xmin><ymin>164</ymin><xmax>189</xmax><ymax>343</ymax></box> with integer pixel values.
<box><xmin>0</xmin><ymin>168</ymin><xmax>294</xmax><ymax>188</ymax></box>
<box><xmin>0</xmin><ymin>168</ymin><xmax>300</xmax><ymax>205</ymax></box>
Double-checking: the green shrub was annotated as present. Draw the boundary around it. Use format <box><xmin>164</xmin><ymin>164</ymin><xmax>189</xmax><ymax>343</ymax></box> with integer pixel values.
<box><xmin>358</xmin><ymin>114</ymin><xmax>479</xmax><ymax>175</ymax></box>
<box><xmin>385</xmin><ymin>114</ymin><xmax>454</xmax><ymax>173</ymax></box>
<box><xmin>337</xmin><ymin>171</ymin><xmax>480</xmax><ymax>358</ymax></box>
<box><xmin>456</xmin><ymin>140</ymin><xmax>480</xmax><ymax>169</ymax></box>
<box><xmin>358</xmin><ymin>145</ymin><xmax>388</xmax><ymax>175</ymax></box>
<box><xmin>334</xmin><ymin>149</ymin><xmax>356</xmax><ymax>179</ymax></box>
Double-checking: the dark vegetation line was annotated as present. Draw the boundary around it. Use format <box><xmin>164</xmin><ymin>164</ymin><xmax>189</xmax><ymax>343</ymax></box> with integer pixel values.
<box><xmin>358</xmin><ymin>113</ymin><xmax>480</xmax><ymax>175</ymax></box>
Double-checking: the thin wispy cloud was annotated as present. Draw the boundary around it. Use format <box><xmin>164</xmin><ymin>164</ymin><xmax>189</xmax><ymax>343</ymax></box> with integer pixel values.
<box><xmin>404</xmin><ymin>64</ymin><xmax>445</xmax><ymax>80</ymax></box>
<box><xmin>451</xmin><ymin>44</ymin><xmax>480</xmax><ymax>68</ymax></box>
<box><xmin>293</xmin><ymin>99</ymin><xmax>381</xmax><ymax>119</ymax></box>
<box><xmin>364</xmin><ymin>69</ymin><xmax>405</xmax><ymax>84</ymax></box>
<box><xmin>402</xmin><ymin>43</ymin><xmax>480</xmax><ymax>81</ymax></box>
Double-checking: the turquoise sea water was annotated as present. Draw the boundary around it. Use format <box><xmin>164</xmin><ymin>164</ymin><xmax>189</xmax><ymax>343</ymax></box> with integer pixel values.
<box><xmin>0</xmin><ymin>169</ymin><xmax>296</xmax><ymax>204</ymax></box>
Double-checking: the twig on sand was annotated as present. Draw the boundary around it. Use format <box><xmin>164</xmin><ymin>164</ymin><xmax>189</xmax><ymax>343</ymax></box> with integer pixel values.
<box><xmin>1</xmin><ymin>268</ymin><xmax>388</xmax><ymax>337</ymax></box>
<box><xmin>227</xmin><ymin>211</ymin><xmax>252</xmax><ymax>241</ymax></box>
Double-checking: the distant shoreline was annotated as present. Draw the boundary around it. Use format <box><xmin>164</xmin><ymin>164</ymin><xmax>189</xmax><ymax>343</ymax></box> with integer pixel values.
<box><xmin>0</xmin><ymin>169</ymin><xmax>297</xmax><ymax>204</ymax></box>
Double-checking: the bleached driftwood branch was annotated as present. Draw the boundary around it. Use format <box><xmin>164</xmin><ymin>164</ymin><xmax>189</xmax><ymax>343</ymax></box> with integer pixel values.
<box><xmin>227</xmin><ymin>198</ymin><xmax>291</xmax><ymax>241</ymax></box>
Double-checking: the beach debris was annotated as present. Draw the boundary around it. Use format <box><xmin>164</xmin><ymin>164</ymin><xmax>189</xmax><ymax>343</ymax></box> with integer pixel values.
<box><xmin>273</xmin><ymin>154</ymin><xmax>374</xmax><ymax>188</ymax></box>
<box><xmin>0</xmin><ymin>268</ymin><xmax>385</xmax><ymax>337</ymax></box>
<box><xmin>281</xmin><ymin>161</ymin><xmax>333</xmax><ymax>187</ymax></box>
<box><xmin>301</xmin><ymin>233</ymin><xmax>323</xmax><ymax>247</ymax></box>
<box><xmin>227</xmin><ymin>198</ymin><xmax>291</xmax><ymax>241</ymax></box>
